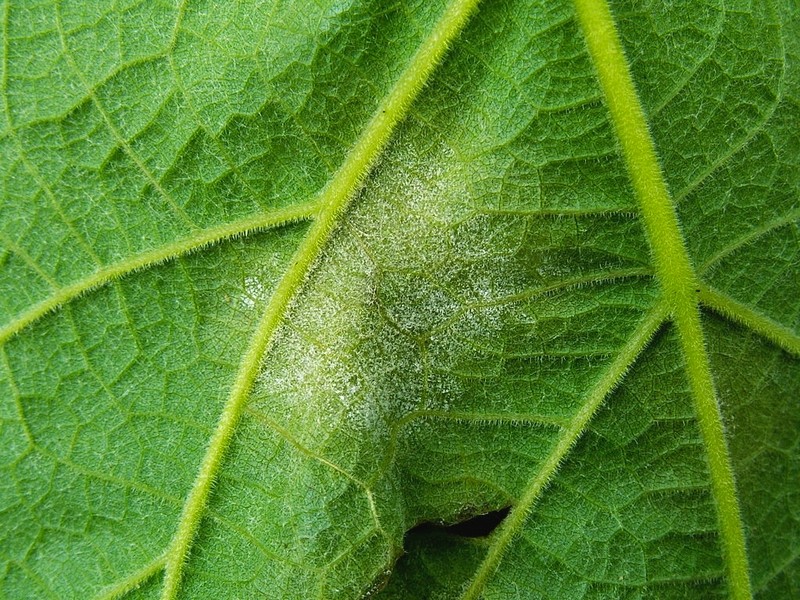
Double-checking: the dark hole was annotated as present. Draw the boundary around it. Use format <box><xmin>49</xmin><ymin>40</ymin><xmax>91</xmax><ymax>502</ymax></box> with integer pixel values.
<box><xmin>410</xmin><ymin>506</ymin><xmax>511</xmax><ymax>538</ymax></box>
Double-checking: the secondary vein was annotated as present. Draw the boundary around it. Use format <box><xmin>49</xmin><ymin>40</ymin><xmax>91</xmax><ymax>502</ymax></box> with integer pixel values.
<box><xmin>573</xmin><ymin>0</ymin><xmax>752</xmax><ymax>597</ymax></box>
<box><xmin>460</xmin><ymin>301</ymin><xmax>667</xmax><ymax>600</ymax></box>
<box><xmin>53</xmin><ymin>2</ymin><xmax>196</xmax><ymax>230</ymax></box>
<box><xmin>93</xmin><ymin>554</ymin><xmax>167</xmax><ymax>600</ymax></box>
<box><xmin>0</xmin><ymin>201</ymin><xmax>320</xmax><ymax>345</ymax></box>
<box><xmin>160</xmin><ymin>0</ymin><xmax>481</xmax><ymax>597</ymax></box>
<box><xmin>699</xmin><ymin>284</ymin><xmax>800</xmax><ymax>357</ymax></box>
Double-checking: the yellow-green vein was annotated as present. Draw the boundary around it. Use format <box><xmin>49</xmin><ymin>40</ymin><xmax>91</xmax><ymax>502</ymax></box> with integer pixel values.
<box><xmin>698</xmin><ymin>208</ymin><xmax>800</xmax><ymax>275</ymax></box>
<box><xmin>244</xmin><ymin>406</ymin><xmax>387</xmax><ymax>540</ymax></box>
<box><xmin>573</xmin><ymin>0</ymin><xmax>752</xmax><ymax>597</ymax></box>
<box><xmin>160</xmin><ymin>0</ymin><xmax>481</xmax><ymax>597</ymax></box>
<box><xmin>461</xmin><ymin>301</ymin><xmax>668</xmax><ymax>600</ymax></box>
<box><xmin>699</xmin><ymin>284</ymin><xmax>800</xmax><ymax>357</ymax></box>
<box><xmin>93</xmin><ymin>555</ymin><xmax>166</xmax><ymax>600</ymax></box>
<box><xmin>0</xmin><ymin>232</ymin><xmax>60</xmax><ymax>289</ymax></box>
<box><xmin>429</xmin><ymin>268</ymin><xmax>654</xmax><ymax>336</ymax></box>
<box><xmin>0</xmin><ymin>201</ymin><xmax>320</xmax><ymax>345</ymax></box>
<box><xmin>165</xmin><ymin>0</ymin><xmax>284</xmax><ymax>208</ymax></box>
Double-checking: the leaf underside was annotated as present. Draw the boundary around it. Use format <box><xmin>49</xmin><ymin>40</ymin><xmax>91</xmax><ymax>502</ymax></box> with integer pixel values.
<box><xmin>0</xmin><ymin>0</ymin><xmax>798</xmax><ymax>599</ymax></box>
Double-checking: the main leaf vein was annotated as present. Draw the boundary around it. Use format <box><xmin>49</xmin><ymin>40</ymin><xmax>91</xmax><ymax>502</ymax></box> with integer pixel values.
<box><xmin>159</xmin><ymin>0</ymin><xmax>481</xmax><ymax>597</ymax></box>
<box><xmin>573</xmin><ymin>0</ymin><xmax>752</xmax><ymax>597</ymax></box>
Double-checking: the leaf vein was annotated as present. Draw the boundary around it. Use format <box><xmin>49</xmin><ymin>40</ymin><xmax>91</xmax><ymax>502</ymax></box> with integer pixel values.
<box><xmin>459</xmin><ymin>300</ymin><xmax>668</xmax><ymax>599</ymax></box>
<box><xmin>0</xmin><ymin>201</ymin><xmax>319</xmax><ymax>344</ymax></box>
<box><xmin>699</xmin><ymin>283</ymin><xmax>800</xmax><ymax>357</ymax></box>
<box><xmin>1</xmin><ymin>2</ymin><xmax>103</xmax><ymax>271</ymax></box>
<box><xmin>92</xmin><ymin>554</ymin><xmax>167</xmax><ymax>600</ymax></box>
<box><xmin>573</xmin><ymin>1</ymin><xmax>754</xmax><ymax>596</ymax></box>
<box><xmin>698</xmin><ymin>208</ymin><xmax>800</xmax><ymax>275</ymax></box>
<box><xmin>159</xmin><ymin>1</ymin><xmax>482</xmax><ymax>596</ymax></box>
<box><xmin>53</xmin><ymin>1</ymin><xmax>196</xmax><ymax>230</ymax></box>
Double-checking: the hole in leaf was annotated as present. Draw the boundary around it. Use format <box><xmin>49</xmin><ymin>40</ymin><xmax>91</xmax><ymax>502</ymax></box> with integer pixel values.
<box><xmin>410</xmin><ymin>506</ymin><xmax>511</xmax><ymax>538</ymax></box>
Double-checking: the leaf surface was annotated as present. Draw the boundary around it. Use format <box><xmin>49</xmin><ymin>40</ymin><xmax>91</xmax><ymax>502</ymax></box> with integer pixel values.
<box><xmin>1</xmin><ymin>0</ymin><xmax>798</xmax><ymax>598</ymax></box>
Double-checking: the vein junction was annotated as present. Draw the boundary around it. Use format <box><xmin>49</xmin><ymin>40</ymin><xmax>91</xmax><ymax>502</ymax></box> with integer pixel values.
<box><xmin>159</xmin><ymin>0</ymin><xmax>481</xmax><ymax>597</ymax></box>
<box><xmin>573</xmin><ymin>0</ymin><xmax>752</xmax><ymax>597</ymax></box>
<box><xmin>461</xmin><ymin>301</ymin><xmax>669</xmax><ymax>600</ymax></box>
<box><xmin>0</xmin><ymin>202</ymin><xmax>320</xmax><ymax>345</ymax></box>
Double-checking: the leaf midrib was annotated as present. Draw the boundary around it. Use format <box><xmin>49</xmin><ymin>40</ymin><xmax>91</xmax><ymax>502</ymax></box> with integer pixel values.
<box><xmin>459</xmin><ymin>1</ymin><xmax>762</xmax><ymax>598</ymax></box>
<box><xmin>158</xmin><ymin>0</ymin><xmax>483</xmax><ymax>597</ymax></box>
<box><xmin>567</xmin><ymin>0</ymin><xmax>752</xmax><ymax>597</ymax></box>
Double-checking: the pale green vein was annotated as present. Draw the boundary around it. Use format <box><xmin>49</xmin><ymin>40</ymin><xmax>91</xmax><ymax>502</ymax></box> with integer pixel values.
<box><xmin>165</xmin><ymin>0</ymin><xmax>277</xmax><ymax>207</ymax></box>
<box><xmin>461</xmin><ymin>301</ymin><xmax>668</xmax><ymax>600</ymax></box>
<box><xmin>244</xmin><ymin>406</ymin><xmax>361</xmax><ymax>485</ymax></box>
<box><xmin>699</xmin><ymin>284</ymin><xmax>800</xmax><ymax>357</ymax></box>
<box><xmin>160</xmin><ymin>0</ymin><xmax>481</xmax><ymax>597</ymax></box>
<box><xmin>372</xmin><ymin>409</ymin><xmax>566</xmax><ymax>488</ymax></box>
<box><xmin>754</xmin><ymin>548</ymin><xmax>800</xmax><ymax>594</ymax></box>
<box><xmin>93</xmin><ymin>555</ymin><xmax>166</xmax><ymax>600</ymax></box>
<box><xmin>574</xmin><ymin>0</ymin><xmax>752</xmax><ymax>597</ymax></box>
<box><xmin>0</xmin><ymin>201</ymin><xmax>319</xmax><ymax>345</ymax></box>
<box><xmin>429</xmin><ymin>267</ymin><xmax>654</xmax><ymax>336</ymax></box>
<box><xmin>2</xmin><ymin>345</ymin><xmax>33</xmax><ymax>448</ymax></box>
<box><xmin>0</xmin><ymin>231</ymin><xmax>60</xmax><ymax>289</ymax></box>
<box><xmin>244</xmin><ymin>406</ymin><xmax>387</xmax><ymax>540</ymax></box>
<box><xmin>33</xmin><ymin>443</ymin><xmax>183</xmax><ymax>506</ymax></box>
<box><xmin>12</xmin><ymin>561</ymin><xmax>59</xmax><ymax>600</ymax></box>
<box><xmin>202</xmin><ymin>509</ymin><xmax>300</xmax><ymax>567</ymax></box>
<box><xmin>674</xmin><ymin>6</ymin><xmax>785</xmax><ymax>206</ymax></box>
<box><xmin>398</xmin><ymin>409</ymin><xmax>566</xmax><ymax>428</ymax></box>
<box><xmin>698</xmin><ymin>208</ymin><xmax>800</xmax><ymax>274</ymax></box>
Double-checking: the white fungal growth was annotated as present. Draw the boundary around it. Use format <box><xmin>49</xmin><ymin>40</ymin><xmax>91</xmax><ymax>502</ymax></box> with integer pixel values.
<box><xmin>241</xmin><ymin>276</ymin><xmax>268</xmax><ymax>309</ymax></box>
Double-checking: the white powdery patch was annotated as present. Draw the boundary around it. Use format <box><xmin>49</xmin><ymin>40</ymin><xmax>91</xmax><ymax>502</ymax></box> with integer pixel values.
<box><xmin>388</xmin><ymin>140</ymin><xmax>466</xmax><ymax>225</ymax></box>
<box><xmin>348</xmin><ymin>136</ymin><xmax>474</xmax><ymax>273</ymax></box>
<box><xmin>251</xmin><ymin>228</ymin><xmax>424</xmax><ymax>466</ymax></box>
<box><xmin>249</xmin><ymin>134</ymin><xmax>512</xmax><ymax>470</ymax></box>
<box><xmin>239</xmin><ymin>248</ymin><xmax>297</xmax><ymax>311</ymax></box>
<box><xmin>241</xmin><ymin>275</ymin><xmax>267</xmax><ymax>310</ymax></box>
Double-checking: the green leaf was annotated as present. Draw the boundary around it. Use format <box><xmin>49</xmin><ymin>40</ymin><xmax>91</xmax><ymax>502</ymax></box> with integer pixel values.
<box><xmin>1</xmin><ymin>0</ymin><xmax>798</xmax><ymax>598</ymax></box>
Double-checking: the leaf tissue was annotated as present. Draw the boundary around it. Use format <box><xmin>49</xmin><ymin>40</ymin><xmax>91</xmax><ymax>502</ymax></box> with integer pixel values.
<box><xmin>0</xmin><ymin>0</ymin><xmax>798</xmax><ymax>598</ymax></box>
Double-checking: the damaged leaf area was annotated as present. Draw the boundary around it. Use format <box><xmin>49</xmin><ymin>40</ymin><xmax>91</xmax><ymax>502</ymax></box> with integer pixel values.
<box><xmin>1</xmin><ymin>0</ymin><xmax>798</xmax><ymax>598</ymax></box>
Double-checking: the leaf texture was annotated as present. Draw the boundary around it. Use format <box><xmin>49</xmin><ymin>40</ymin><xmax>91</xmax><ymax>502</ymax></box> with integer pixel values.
<box><xmin>0</xmin><ymin>0</ymin><xmax>798</xmax><ymax>599</ymax></box>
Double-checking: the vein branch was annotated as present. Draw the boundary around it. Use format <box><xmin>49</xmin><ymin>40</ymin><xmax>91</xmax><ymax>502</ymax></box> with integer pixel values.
<box><xmin>54</xmin><ymin>0</ymin><xmax>196</xmax><ymax>229</ymax></box>
<box><xmin>93</xmin><ymin>554</ymin><xmax>167</xmax><ymax>600</ymax></box>
<box><xmin>0</xmin><ymin>202</ymin><xmax>320</xmax><ymax>345</ymax></box>
<box><xmin>698</xmin><ymin>208</ymin><xmax>800</xmax><ymax>275</ymax></box>
<box><xmin>573</xmin><ymin>0</ymin><xmax>752</xmax><ymax>597</ymax></box>
<box><xmin>699</xmin><ymin>283</ymin><xmax>800</xmax><ymax>357</ymax></box>
<box><xmin>460</xmin><ymin>301</ymin><xmax>668</xmax><ymax>600</ymax></box>
<box><xmin>160</xmin><ymin>0</ymin><xmax>481</xmax><ymax>596</ymax></box>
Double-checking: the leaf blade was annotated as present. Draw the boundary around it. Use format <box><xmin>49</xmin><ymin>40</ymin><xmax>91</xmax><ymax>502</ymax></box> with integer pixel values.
<box><xmin>1</xmin><ymin>0</ymin><xmax>798</xmax><ymax>598</ymax></box>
